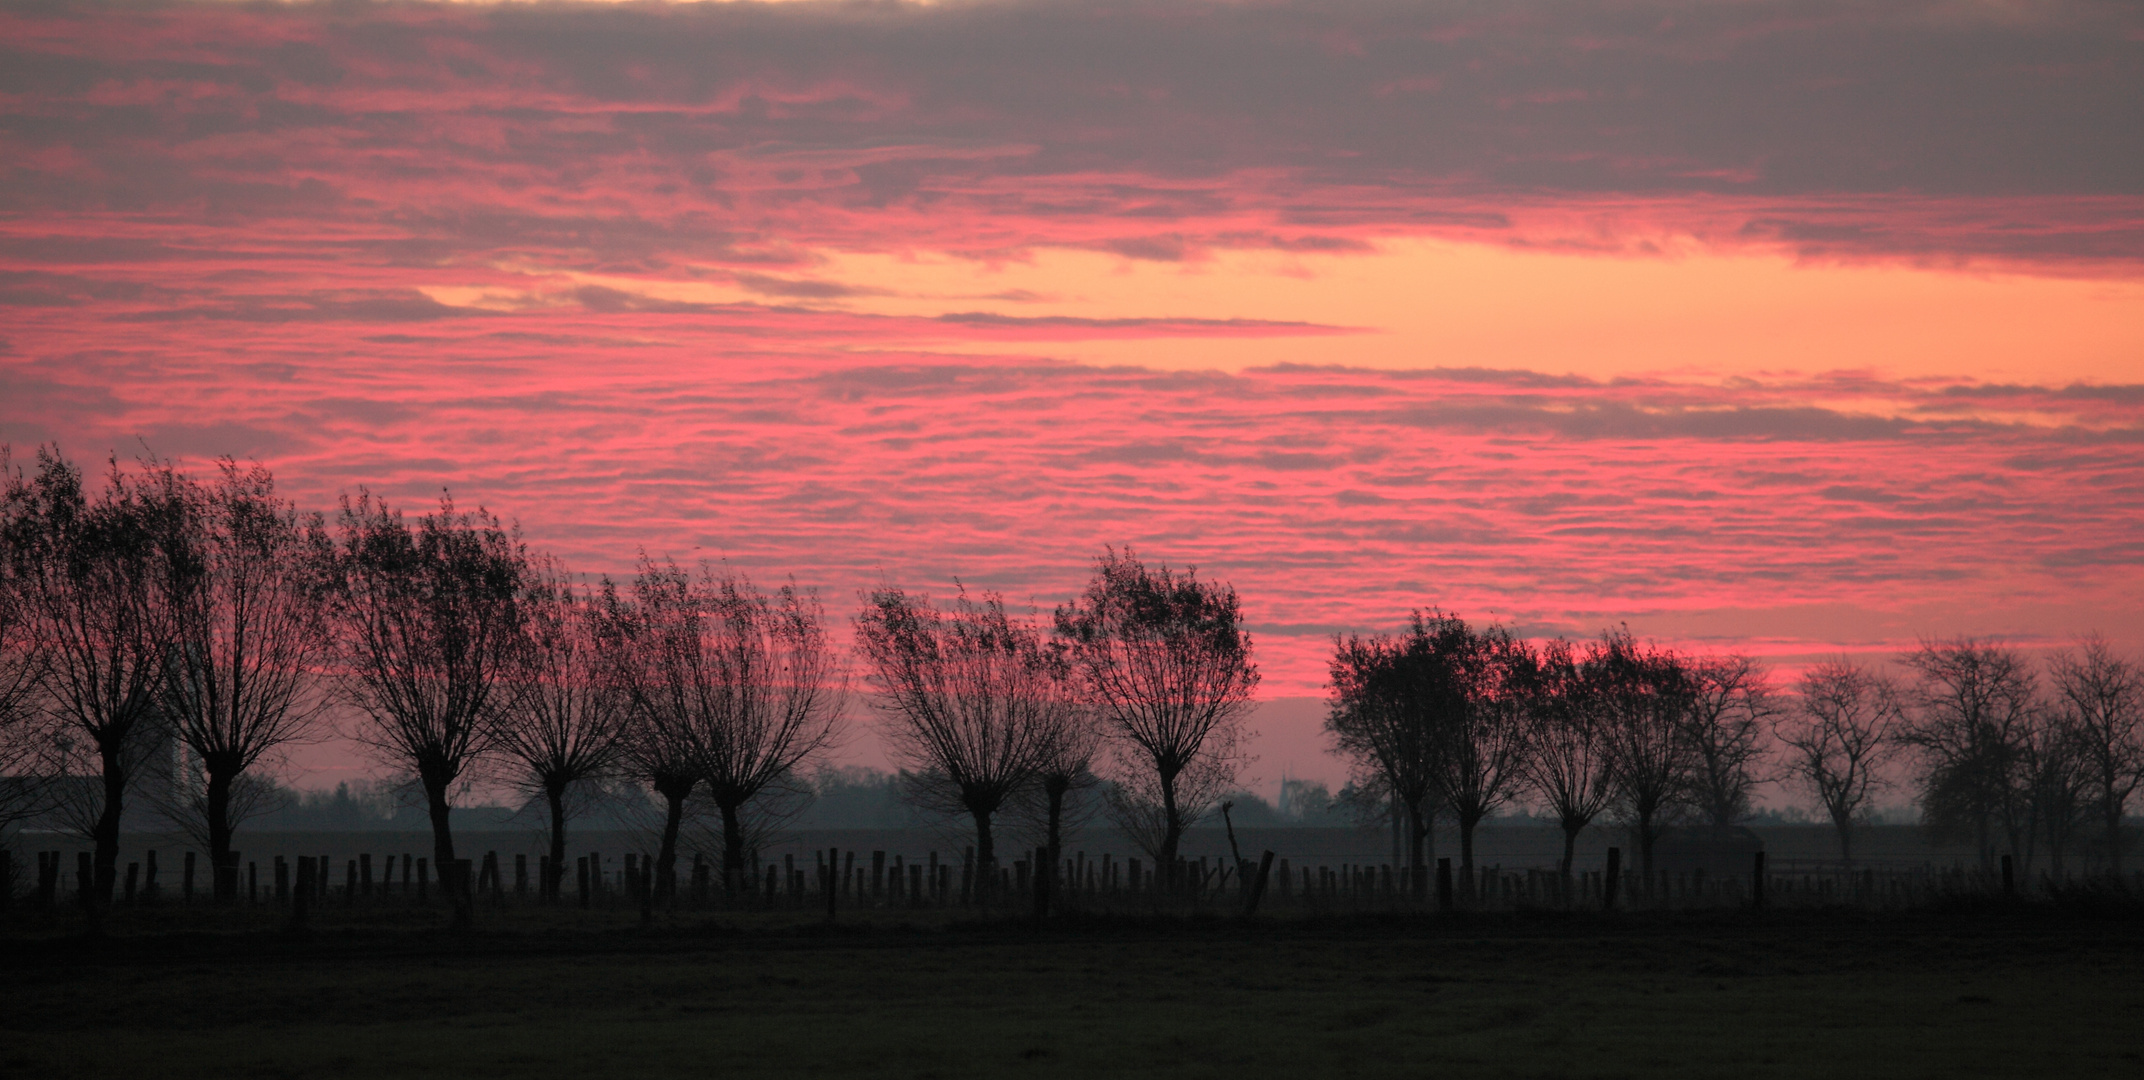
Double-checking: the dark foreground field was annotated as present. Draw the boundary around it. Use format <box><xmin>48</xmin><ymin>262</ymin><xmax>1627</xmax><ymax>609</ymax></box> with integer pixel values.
<box><xmin>4</xmin><ymin>907</ymin><xmax>2141</xmax><ymax>1079</ymax></box>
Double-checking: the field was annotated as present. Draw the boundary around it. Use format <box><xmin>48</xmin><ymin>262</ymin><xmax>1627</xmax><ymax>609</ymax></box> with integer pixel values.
<box><xmin>4</xmin><ymin>905</ymin><xmax>2141</xmax><ymax>1079</ymax></box>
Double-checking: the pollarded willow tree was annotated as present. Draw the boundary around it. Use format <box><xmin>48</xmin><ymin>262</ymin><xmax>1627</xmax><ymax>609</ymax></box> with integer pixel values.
<box><xmin>1056</xmin><ymin>548</ymin><xmax>1257</xmax><ymax>882</ymax></box>
<box><xmin>9</xmin><ymin>448</ymin><xmax>189</xmax><ymax>917</ymax></box>
<box><xmin>2048</xmin><ymin>636</ymin><xmax>2144</xmax><ymax>873</ymax></box>
<box><xmin>0</xmin><ymin>448</ymin><xmax>56</xmax><ymax>834</ymax></box>
<box><xmin>625</xmin><ymin>562</ymin><xmax>844</xmax><ymax>887</ymax></box>
<box><xmin>490</xmin><ymin>560</ymin><xmax>632</xmax><ymax>903</ymax></box>
<box><xmin>331</xmin><ymin>491</ymin><xmax>527</xmax><ymax>932</ymax></box>
<box><xmin>1433</xmin><ymin>618</ymin><xmax>1535</xmax><ymax>902</ymax></box>
<box><xmin>1592</xmin><ymin>627</ymin><xmax>1699</xmax><ymax>882</ymax></box>
<box><xmin>1899</xmin><ymin>639</ymin><xmax>2037</xmax><ymax>874</ymax></box>
<box><xmin>1521</xmin><ymin>638</ymin><xmax>1617</xmax><ymax>883</ymax></box>
<box><xmin>856</xmin><ymin>586</ymin><xmax>1079</xmax><ymax>892</ymax></box>
<box><xmin>1327</xmin><ymin>625</ymin><xmax>1447</xmax><ymax>897</ymax></box>
<box><xmin>1682</xmin><ymin>654</ymin><xmax>1775</xmax><ymax>829</ymax></box>
<box><xmin>1778</xmin><ymin>659</ymin><xmax>1900</xmax><ymax>863</ymax></box>
<box><xmin>154</xmin><ymin>459</ymin><xmax>337</xmax><ymax>901</ymax></box>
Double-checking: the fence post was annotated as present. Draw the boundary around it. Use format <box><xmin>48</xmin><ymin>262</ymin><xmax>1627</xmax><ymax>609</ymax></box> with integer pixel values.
<box><xmin>289</xmin><ymin>857</ymin><xmax>311</xmax><ymax>930</ymax></box>
<box><xmin>1603</xmin><ymin>847</ymin><xmax>1621</xmax><ymax>911</ymax></box>
<box><xmin>1244</xmin><ymin>851</ymin><xmax>1276</xmax><ymax>916</ymax></box>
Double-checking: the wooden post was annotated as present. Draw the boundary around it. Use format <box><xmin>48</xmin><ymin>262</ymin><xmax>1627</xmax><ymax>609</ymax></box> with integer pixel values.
<box><xmin>1245</xmin><ymin>851</ymin><xmax>1276</xmax><ymax>915</ymax></box>
<box><xmin>289</xmin><ymin>857</ymin><xmax>311</xmax><ymax>929</ymax></box>
<box><xmin>143</xmin><ymin>850</ymin><xmax>159</xmax><ymax>904</ymax></box>
<box><xmin>1603</xmin><ymin>847</ymin><xmax>1621</xmax><ymax>911</ymax></box>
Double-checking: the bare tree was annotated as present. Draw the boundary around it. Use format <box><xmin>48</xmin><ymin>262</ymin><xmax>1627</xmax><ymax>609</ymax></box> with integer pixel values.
<box><xmin>491</xmin><ymin>560</ymin><xmax>630</xmax><ymax>903</ymax></box>
<box><xmin>1683</xmin><ymin>654</ymin><xmax>1775</xmax><ymax>828</ymax></box>
<box><xmin>856</xmin><ymin>586</ymin><xmax>1070</xmax><ymax>892</ymax></box>
<box><xmin>1593</xmin><ymin>628</ymin><xmax>1697</xmax><ymax>882</ymax></box>
<box><xmin>0</xmin><ymin>448</ymin><xmax>56</xmax><ymax>832</ymax></box>
<box><xmin>2047</xmin><ymin>636</ymin><xmax>2143</xmax><ymax>873</ymax></box>
<box><xmin>1436</xmin><ymin>620</ymin><xmax>1534</xmax><ymax>902</ymax></box>
<box><xmin>331</xmin><ymin>491</ymin><xmax>526</xmax><ymax>932</ymax></box>
<box><xmin>615</xmin><ymin>559</ymin><xmax>713</xmax><ymax>903</ymax></box>
<box><xmin>2019</xmin><ymin>709</ymin><xmax>2093</xmax><ymax>876</ymax></box>
<box><xmin>1899</xmin><ymin>639</ymin><xmax>2035</xmax><ymax>874</ymax></box>
<box><xmin>1327</xmin><ymin>628</ymin><xmax>1443</xmax><ymax>896</ymax></box>
<box><xmin>626</xmin><ymin>561</ymin><xmax>843</xmax><ymax>887</ymax></box>
<box><xmin>9</xmin><ymin>448</ymin><xmax>187</xmax><ymax>915</ymax></box>
<box><xmin>153</xmin><ymin>459</ymin><xmax>335</xmax><ymax>900</ymax></box>
<box><xmin>1779</xmin><ymin>659</ymin><xmax>1900</xmax><ymax>863</ymax></box>
<box><xmin>1057</xmin><ymin>549</ymin><xmax>1258</xmax><ymax>882</ymax></box>
<box><xmin>1521</xmin><ymin>638</ymin><xmax>1616</xmax><ymax>883</ymax></box>
<box><xmin>1027</xmin><ymin>642</ymin><xmax>1100</xmax><ymax>909</ymax></box>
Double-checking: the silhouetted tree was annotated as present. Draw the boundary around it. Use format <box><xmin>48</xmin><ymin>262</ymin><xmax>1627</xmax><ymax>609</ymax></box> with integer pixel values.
<box><xmin>1593</xmin><ymin>628</ymin><xmax>1698</xmax><ymax>882</ymax></box>
<box><xmin>2048</xmin><ymin>636</ymin><xmax>2143</xmax><ymax>872</ymax></box>
<box><xmin>1682</xmin><ymin>654</ymin><xmax>1775</xmax><ymax>828</ymax></box>
<box><xmin>1521</xmin><ymin>638</ymin><xmax>1616</xmax><ymax>883</ymax></box>
<box><xmin>1433</xmin><ymin>618</ymin><xmax>1534</xmax><ymax>902</ymax></box>
<box><xmin>1779</xmin><ymin>659</ymin><xmax>1900</xmax><ymax>862</ymax></box>
<box><xmin>0</xmin><ymin>448</ymin><xmax>56</xmax><ymax>831</ymax></box>
<box><xmin>491</xmin><ymin>560</ymin><xmax>630</xmax><ymax>902</ymax></box>
<box><xmin>9</xmin><ymin>448</ymin><xmax>188</xmax><ymax>915</ymax></box>
<box><xmin>1900</xmin><ymin>639</ymin><xmax>2035</xmax><ymax>874</ymax></box>
<box><xmin>152</xmin><ymin>459</ymin><xmax>335</xmax><ymax>900</ymax></box>
<box><xmin>856</xmin><ymin>586</ymin><xmax>1073</xmax><ymax>894</ymax></box>
<box><xmin>1028</xmin><ymin>662</ymin><xmax>1101</xmax><ymax>908</ymax></box>
<box><xmin>1057</xmin><ymin>549</ymin><xmax>1257</xmax><ymax>883</ymax></box>
<box><xmin>2019</xmin><ymin>708</ymin><xmax>2093</xmax><ymax>875</ymax></box>
<box><xmin>625</xmin><ymin>562</ymin><xmax>843</xmax><ymax>886</ymax></box>
<box><xmin>1328</xmin><ymin>627</ymin><xmax>1444</xmax><ymax>895</ymax></box>
<box><xmin>331</xmin><ymin>491</ymin><xmax>526</xmax><ymax>932</ymax></box>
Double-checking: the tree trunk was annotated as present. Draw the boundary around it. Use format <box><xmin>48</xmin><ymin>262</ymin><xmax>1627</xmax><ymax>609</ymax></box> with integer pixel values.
<box><xmin>1157</xmin><ymin>766</ymin><xmax>1182</xmax><ymax>892</ymax></box>
<box><xmin>719</xmin><ymin>800</ymin><xmax>746</xmax><ymax>877</ymax></box>
<box><xmin>423</xmin><ymin>776</ymin><xmax>468</xmax><ymax>932</ymax></box>
<box><xmin>2108</xmin><ymin>790</ymin><xmax>2125</xmax><ymax>876</ymax></box>
<box><xmin>91</xmin><ymin>742</ymin><xmax>126</xmax><ymax>916</ymax></box>
<box><xmin>654</xmin><ymin>776</ymin><xmax>692</xmax><ymax>905</ymax></box>
<box><xmin>544</xmin><ymin>781</ymin><xmax>569</xmax><ymax>903</ymax></box>
<box><xmin>1833</xmin><ymin>811</ymin><xmax>1854</xmax><ymax>864</ymax></box>
<box><xmin>1406</xmin><ymin>800</ymin><xmax>1427</xmax><ymax>899</ymax></box>
<box><xmin>970</xmin><ymin>806</ymin><xmax>996</xmax><ymax>900</ymax></box>
<box><xmin>1458</xmin><ymin>807</ymin><xmax>1481</xmax><ymax>905</ymax></box>
<box><xmin>1559</xmin><ymin>821</ymin><xmax>1580</xmax><ymax>882</ymax></box>
<box><xmin>205</xmin><ymin>766</ymin><xmax>237</xmax><ymax>902</ymax></box>
<box><xmin>1636</xmin><ymin>800</ymin><xmax>1658</xmax><ymax>881</ymax></box>
<box><xmin>1043</xmin><ymin>775</ymin><xmax>1068</xmax><ymax>911</ymax></box>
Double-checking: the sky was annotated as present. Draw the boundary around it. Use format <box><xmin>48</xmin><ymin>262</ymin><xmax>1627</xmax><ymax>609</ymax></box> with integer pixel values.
<box><xmin>3</xmin><ymin>0</ymin><xmax>2140</xmax><ymax>792</ymax></box>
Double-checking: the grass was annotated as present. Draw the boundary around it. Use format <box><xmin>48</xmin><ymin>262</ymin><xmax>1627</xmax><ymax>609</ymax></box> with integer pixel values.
<box><xmin>2</xmin><ymin>905</ymin><xmax>2140</xmax><ymax>1078</ymax></box>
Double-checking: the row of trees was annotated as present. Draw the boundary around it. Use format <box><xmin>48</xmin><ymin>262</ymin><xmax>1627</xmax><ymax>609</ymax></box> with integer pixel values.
<box><xmin>1326</xmin><ymin>613</ymin><xmax>2144</xmax><ymax>897</ymax></box>
<box><xmin>3</xmin><ymin>447</ymin><xmax>2136</xmax><ymax>926</ymax></box>
<box><xmin>0</xmin><ymin>449</ymin><xmax>1262</xmax><ymax>927</ymax></box>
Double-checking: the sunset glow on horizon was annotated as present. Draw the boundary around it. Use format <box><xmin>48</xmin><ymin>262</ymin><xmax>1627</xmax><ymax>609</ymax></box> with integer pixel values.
<box><xmin>5</xmin><ymin>0</ymin><xmax>2140</xmax><ymax>732</ymax></box>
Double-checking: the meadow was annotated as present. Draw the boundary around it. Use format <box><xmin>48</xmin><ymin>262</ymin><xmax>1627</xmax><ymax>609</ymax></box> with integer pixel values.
<box><xmin>3</xmin><ymin>902</ymin><xmax>2139</xmax><ymax>1080</ymax></box>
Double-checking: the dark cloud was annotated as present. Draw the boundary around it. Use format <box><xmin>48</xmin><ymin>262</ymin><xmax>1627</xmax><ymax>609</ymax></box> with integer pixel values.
<box><xmin>0</xmin><ymin>0</ymin><xmax>2134</xmax><ymax>270</ymax></box>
